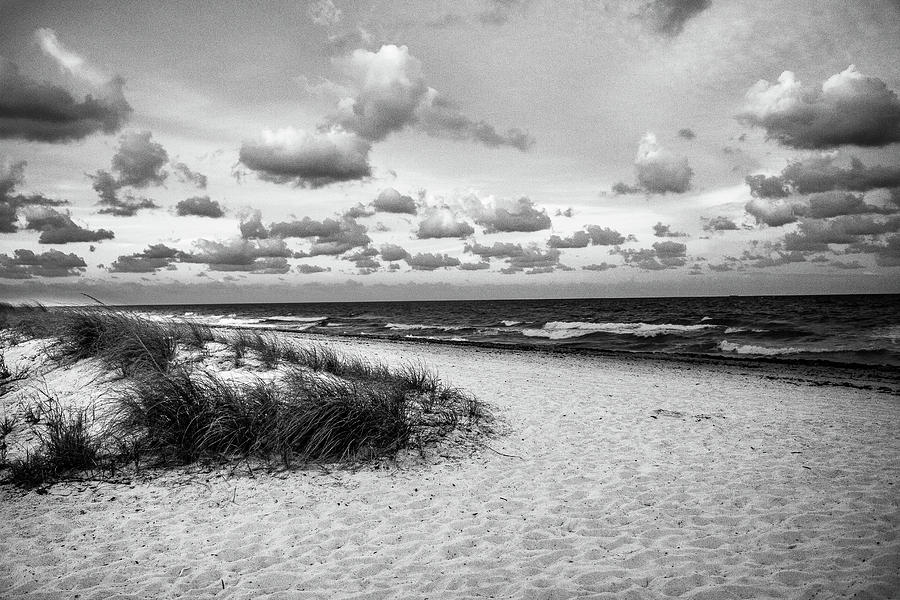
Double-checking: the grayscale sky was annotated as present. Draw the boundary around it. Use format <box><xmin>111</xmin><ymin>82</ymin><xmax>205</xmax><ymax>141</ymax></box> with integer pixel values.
<box><xmin>1</xmin><ymin>0</ymin><xmax>899</xmax><ymax>303</ymax></box>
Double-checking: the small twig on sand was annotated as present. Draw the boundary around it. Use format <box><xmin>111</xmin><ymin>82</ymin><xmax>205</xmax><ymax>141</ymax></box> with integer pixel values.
<box><xmin>484</xmin><ymin>444</ymin><xmax>524</xmax><ymax>460</ymax></box>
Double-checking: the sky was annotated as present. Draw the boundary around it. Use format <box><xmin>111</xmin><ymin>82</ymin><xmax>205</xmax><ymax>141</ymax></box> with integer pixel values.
<box><xmin>1</xmin><ymin>0</ymin><xmax>899</xmax><ymax>304</ymax></box>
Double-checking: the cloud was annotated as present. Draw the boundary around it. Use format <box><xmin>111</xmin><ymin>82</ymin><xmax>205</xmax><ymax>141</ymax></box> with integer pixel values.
<box><xmin>269</xmin><ymin>216</ymin><xmax>342</xmax><ymax>238</ymax></box>
<box><xmin>875</xmin><ymin>234</ymin><xmax>900</xmax><ymax>267</ymax></box>
<box><xmin>634</xmin><ymin>133</ymin><xmax>693</xmax><ymax>193</ymax></box>
<box><xmin>97</xmin><ymin>194</ymin><xmax>158</xmax><ymax>216</ymax></box>
<box><xmin>738</xmin><ymin>66</ymin><xmax>900</xmax><ymax>149</ymax></box>
<box><xmin>239</xmin><ymin>127</ymin><xmax>372</xmax><ymax>188</ymax></box>
<box><xmin>343</xmin><ymin>203</ymin><xmax>374</xmax><ymax>219</ymax></box>
<box><xmin>458</xmin><ymin>261</ymin><xmax>490</xmax><ymax>270</ymax></box>
<box><xmin>468</xmin><ymin>196</ymin><xmax>551</xmax><ymax>233</ymax></box>
<box><xmin>331</xmin><ymin>45</ymin><xmax>532</xmax><ymax>151</ymax></box>
<box><xmin>405</xmin><ymin>252</ymin><xmax>461</xmax><ymax>270</ymax></box>
<box><xmin>171</xmin><ymin>162</ymin><xmax>207</xmax><ymax>189</ymax></box>
<box><xmin>617</xmin><ymin>241</ymin><xmax>687</xmax><ymax>270</ymax></box>
<box><xmin>582</xmin><ymin>262</ymin><xmax>617</xmax><ymax>271</ymax></box>
<box><xmin>181</xmin><ymin>238</ymin><xmax>292</xmax><ymax>266</ymax></box>
<box><xmin>464</xmin><ymin>241</ymin><xmax>525</xmax><ymax>259</ymax></box>
<box><xmin>0</xmin><ymin>202</ymin><xmax>16</xmax><ymax>233</ymax></box>
<box><xmin>239</xmin><ymin>209</ymin><xmax>268</xmax><ymax>239</ymax></box>
<box><xmin>478</xmin><ymin>0</ymin><xmax>530</xmax><ymax>25</ymax></box>
<box><xmin>0</xmin><ymin>248</ymin><xmax>86</xmax><ymax>278</ymax></box>
<box><xmin>308</xmin><ymin>0</ymin><xmax>342</xmax><ymax>26</ymax></box>
<box><xmin>745</xmin><ymin>197</ymin><xmax>804</xmax><ymax>227</ymax></box>
<box><xmin>110</xmin><ymin>131</ymin><xmax>169</xmax><ymax>187</ymax></box>
<box><xmin>307</xmin><ymin>217</ymin><xmax>371</xmax><ymax>255</ymax></box>
<box><xmin>586</xmin><ymin>225</ymin><xmax>627</xmax><ymax>245</ymax></box>
<box><xmin>109</xmin><ymin>244</ymin><xmax>180</xmax><ymax>273</ymax></box>
<box><xmin>638</xmin><ymin>0</ymin><xmax>711</xmax><ymax>37</ymax></box>
<box><xmin>505</xmin><ymin>246</ymin><xmax>561</xmax><ymax>271</ymax></box>
<box><xmin>38</xmin><ymin>222</ymin><xmax>115</xmax><ymax>244</ymax></box>
<box><xmin>677</xmin><ymin>128</ymin><xmax>696</xmax><ymax>140</ymax></box>
<box><xmin>0</xmin><ymin>51</ymin><xmax>130</xmax><ymax>143</ymax></box>
<box><xmin>0</xmin><ymin>159</ymin><xmax>26</xmax><ymax>200</ymax></box>
<box><xmin>35</xmin><ymin>28</ymin><xmax>107</xmax><ymax>86</ymax></box>
<box><xmin>176</xmin><ymin>196</ymin><xmax>224</xmax><ymax>218</ymax></box>
<box><xmin>23</xmin><ymin>206</ymin><xmax>72</xmax><ymax>231</ymax></box>
<box><xmin>379</xmin><ymin>243</ymin><xmax>409</xmax><ymax>261</ymax></box>
<box><xmin>748</xmin><ymin>157</ymin><xmax>900</xmax><ymax>198</ymax></box>
<box><xmin>611</xmin><ymin>182</ymin><xmax>642</xmax><ymax>195</ymax></box>
<box><xmin>805</xmin><ymin>191</ymin><xmax>887</xmax><ymax>219</ymax></box>
<box><xmin>703</xmin><ymin>216</ymin><xmax>739</xmax><ymax>231</ymax></box>
<box><xmin>209</xmin><ymin>257</ymin><xmax>291</xmax><ymax>275</ymax></box>
<box><xmin>416</xmin><ymin>207</ymin><xmax>475</xmax><ymax>238</ymax></box>
<box><xmin>653</xmin><ymin>222</ymin><xmax>687</xmax><ymax>237</ymax></box>
<box><xmin>373</xmin><ymin>188</ymin><xmax>417</xmax><ymax>214</ymax></box>
<box><xmin>297</xmin><ymin>264</ymin><xmax>330</xmax><ymax>274</ymax></box>
<box><xmin>547</xmin><ymin>231</ymin><xmax>591</xmax><ymax>248</ymax></box>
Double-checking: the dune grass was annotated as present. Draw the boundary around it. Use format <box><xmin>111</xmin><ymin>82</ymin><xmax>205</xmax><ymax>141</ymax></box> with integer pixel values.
<box><xmin>0</xmin><ymin>305</ymin><xmax>489</xmax><ymax>488</ymax></box>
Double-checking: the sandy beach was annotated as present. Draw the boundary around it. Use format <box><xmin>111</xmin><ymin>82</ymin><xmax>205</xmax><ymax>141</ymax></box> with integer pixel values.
<box><xmin>1</xmin><ymin>332</ymin><xmax>898</xmax><ymax>599</ymax></box>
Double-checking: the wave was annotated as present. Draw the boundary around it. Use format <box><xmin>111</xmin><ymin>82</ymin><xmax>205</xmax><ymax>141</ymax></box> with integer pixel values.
<box><xmin>522</xmin><ymin>321</ymin><xmax>718</xmax><ymax>340</ymax></box>
<box><xmin>385</xmin><ymin>323</ymin><xmax>468</xmax><ymax>332</ymax></box>
<box><xmin>501</xmin><ymin>320</ymin><xmax>523</xmax><ymax>327</ymax></box>
<box><xmin>262</xmin><ymin>316</ymin><xmax>328</xmax><ymax>323</ymax></box>
<box><xmin>723</xmin><ymin>327</ymin><xmax>770</xmax><ymax>334</ymax></box>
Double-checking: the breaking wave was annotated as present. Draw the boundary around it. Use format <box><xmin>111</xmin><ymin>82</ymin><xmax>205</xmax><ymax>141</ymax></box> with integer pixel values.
<box><xmin>522</xmin><ymin>321</ymin><xmax>717</xmax><ymax>340</ymax></box>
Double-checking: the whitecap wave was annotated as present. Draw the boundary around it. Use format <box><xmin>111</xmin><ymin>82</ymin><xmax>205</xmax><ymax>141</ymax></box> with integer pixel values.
<box><xmin>263</xmin><ymin>316</ymin><xmax>327</xmax><ymax>323</ymax></box>
<box><xmin>716</xmin><ymin>340</ymin><xmax>836</xmax><ymax>356</ymax></box>
<box><xmin>724</xmin><ymin>327</ymin><xmax>769</xmax><ymax>334</ymax></box>
<box><xmin>501</xmin><ymin>320</ymin><xmax>523</xmax><ymax>327</ymax></box>
<box><xmin>386</xmin><ymin>323</ymin><xmax>467</xmax><ymax>332</ymax></box>
<box><xmin>521</xmin><ymin>321</ymin><xmax>717</xmax><ymax>340</ymax></box>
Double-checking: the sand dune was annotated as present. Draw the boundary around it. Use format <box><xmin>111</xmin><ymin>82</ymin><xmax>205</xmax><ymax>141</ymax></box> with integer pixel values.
<box><xmin>1</xmin><ymin>334</ymin><xmax>898</xmax><ymax>599</ymax></box>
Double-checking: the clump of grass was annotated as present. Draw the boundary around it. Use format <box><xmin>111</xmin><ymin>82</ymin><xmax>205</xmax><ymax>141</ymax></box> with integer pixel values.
<box><xmin>40</xmin><ymin>308</ymin><xmax>178</xmax><ymax>375</ymax></box>
<box><xmin>176</xmin><ymin>320</ymin><xmax>215</xmax><ymax>350</ymax></box>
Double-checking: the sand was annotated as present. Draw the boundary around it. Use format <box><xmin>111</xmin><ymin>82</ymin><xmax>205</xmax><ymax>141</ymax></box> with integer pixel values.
<box><xmin>1</xmin><ymin>333</ymin><xmax>898</xmax><ymax>599</ymax></box>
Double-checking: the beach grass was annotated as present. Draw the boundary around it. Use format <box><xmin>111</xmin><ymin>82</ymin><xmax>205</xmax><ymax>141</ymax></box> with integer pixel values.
<box><xmin>0</xmin><ymin>305</ymin><xmax>489</xmax><ymax>488</ymax></box>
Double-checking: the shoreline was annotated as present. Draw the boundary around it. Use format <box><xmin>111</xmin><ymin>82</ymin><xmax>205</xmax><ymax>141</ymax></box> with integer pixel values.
<box><xmin>2</xmin><ymin>328</ymin><xmax>899</xmax><ymax>598</ymax></box>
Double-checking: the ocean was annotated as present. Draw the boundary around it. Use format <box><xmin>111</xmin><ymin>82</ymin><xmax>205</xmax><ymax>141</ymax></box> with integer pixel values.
<box><xmin>132</xmin><ymin>294</ymin><xmax>900</xmax><ymax>371</ymax></box>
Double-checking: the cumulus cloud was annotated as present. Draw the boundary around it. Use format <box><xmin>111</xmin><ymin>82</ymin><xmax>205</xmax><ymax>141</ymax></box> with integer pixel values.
<box><xmin>634</xmin><ymin>133</ymin><xmax>693</xmax><ymax>194</ymax></box>
<box><xmin>238</xmin><ymin>209</ymin><xmax>268</xmax><ymax>239</ymax></box>
<box><xmin>416</xmin><ymin>207</ymin><xmax>475</xmax><ymax>239</ymax></box>
<box><xmin>653</xmin><ymin>222</ymin><xmax>687</xmax><ymax>237</ymax></box>
<box><xmin>0</xmin><ymin>248</ymin><xmax>86</xmax><ymax>278</ymax></box>
<box><xmin>505</xmin><ymin>246</ymin><xmax>561</xmax><ymax>271</ymax></box>
<box><xmin>783</xmin><ymin>216</ymin><xmax>900</xmax><ymax>252</ymax></box>
<box><xmin>806</xmin><ymin>191</ymin><xmax>887</xmax><ymax>219</ymax></box>
<box><xmin>466</xmin><ymin>196</ymin><xmax>551</xmax><ymax>233</ymax></box>
<box><xmin>703</xmin><ymin>216</ymin><xmax>739</xmax><ymax>231</ymax></box>
<box><xmin>0</xmin><ymin>159</ymin><xmax>26</xmax><ymax>200</ymax></box>
<box><xmin>677</xmin><ymin>128</ymin><xmax>696</xmax><ymax>140</ymax></box>
<box><xmin>331</xmin><ymin>45</ymin><xmax>533</xmax><ymax>150</ymax></box>
<box><xmin>611</xmin><ymin>182</ymin><xmax>642</xmax><ymax>195</ymax></box>
<box><xmin>746</xmin><ymin>190</ymin><xmax>890</xmax><ymax>227</ymax></box>
<box><xmin>738</xmin><ymin>66</ymin><xmax>900</xmax><ymax>148</ymax></box>
<box><xmin>239</xmin><ymin>127</ymin><xmax>372</xmax><ymax>188</ymax></box>
<box><xmin>176</xmin><ymin>196</ymin><xmax>224</xmax><ymax>218</ymax></box>
<box><xmin>171</xmin><ymin>162</ymin><xmax>207</xmax><ymax>189</ymax></box>
<box><xmin>548</xmin><ymin>231</ymin><xmax>591</xmax><ymax>248</ymax></box>
<box><xmin>875</xmin><ymin>234</ymin><xmax>900</xmax><ymax>267</ymax></box>
<box><xmin>379</xmin><ymin>243</ymin><xmax>409</xmax><ymax>261</ymax></box>
<box><xmin>745</xmin><ymin>197</ymin><xmax>805</xmax><ymax>227</ymax></box>
<box><xmin>458</xmin><ymin>261</ymin><xmax>490</xmax><ymax>270</ymax></box>
<box><xmin>405</xmin><ymin>252</ymin><xmax>461</xmax><ymax>270</ymax></box>
<box><xmin>24</xmin><ymin>206</ymin><xmax>72</xmax><ymax>231</ymax></box>
<box><xmin>97</xmin><ymin>195</ymin><xmax>158</xmax><ymax>216</ymax></box>
<box><xmin>0</xmin><ymin>53</ymin><xmax>131</xmax><ymax>143</ymax></box>
<box><xmin>748</xmin><ymin>156</ymin><xmax>900</xmax><ymax>198</ymax></box>
<box><xmin>617</xmin><ymin>241</ymin><xmax>687</xmax><ymax>270</ymax></box>
<box><xmin>638</xmin><ymin>0</ymin><xmax>711</xmax><ymax>37</ymax></box>
<box><xmin>586</xmin><ymin>225</ymin><xmax>627</xmax><ymax>245</ymax></box>
<box><xmin>111</xmin><ymin>131</ymin><xmax>169</xmax><ymax>187</ymax></box>
<box><xmin>373</xmin><ymin>188</ymin><xmax>417</xmax><ymax>214</ymax></box>
<box><xmin>38</xmin><ymin>222</ymin><xmax>115</xmax><ymax>244</ymax></box>
<box><xmin>464</xmin><ymin>241</ymin><xmax>525</xmax><ymax>259</ymax></box>
<box><xmin>307</xmin><ymin>217</ymin><xmax>371</xmax><ymax>255</ymax></box>
<box><xmin>297</xmin><ymin>264</ymin><xmax>330</xmax><ymax>274</ymax></box>
<box><xmin>582</xmin><ymin>262</ymin><xmax>617</xmax><ymax>271</ymax></box>
<box><xmin>209</xmin><ymin>257</ymin><xmax>291</xmax><ymax>275</ymax></box>
<box><xmin>0</xmin><ymin>202</ymin><xmax>16</xmax><ymax>233</ymax></box>
<box><xmin>269</xmin><ymin>216</ymin><xmax>342</xmax><ymax>238</ymax></box>
<box><xmin>109</xmin><ymin>244</ymin><xmax>180</xmax><ymax>273</ymax></box>
<box><xmin>181</xmin><ymin>238</ymin><xmax>292</xmax><ymax>266</ymax></box>
<box><xmin>343</xmin><ymin>203</ymin><xmax>374</xmax><ymax>219</ymax></box>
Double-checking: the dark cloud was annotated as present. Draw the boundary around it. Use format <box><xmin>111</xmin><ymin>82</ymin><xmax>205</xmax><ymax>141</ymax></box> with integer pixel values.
<box><xmin>582</xmin><ymin>263</ymin><xmax>617</xmax><ymax>271</ymax></box>
<box><xmin>458</xmin><ymin>261</ymin><xmax>490</xmax><ymax>271</ymax></box>
<box><xmin>208</xmin><ymin>257</ymin><xmax>291</xmax><ymax>275</ymax></box>
<box><xmin>472</xmin><ymin>197</ymin><xmax>550</xmax><ymax>233</ymax></box>
<box><xmin>0</xmin><ymin>58</ymin><xmax>131</xmax><ymax>143</ymax></box>
<box><xmin>611</xmin><ymin>182</ymin><xmax>642</xmax><ymax>195</ymax></box>
<box><xmin>505</xmin><ymin>246</ymin><xmax>561</xmax><ymax>271</ymax></box>
<box><xmin>617</xmin><ymin>241</ymin><xmax>687</xmax><ymax>270</ymax></box>
<box><xmin>24</xmin><ymin>206</ymin><xmax>72</xmax><ymax>231</ymax></box>
<box><xmin>34</xmin><ymin>212</ymin><xmax>114</xmax><ymax>244</ymax></box>
<box><xmin>176</xmin><ymin>196</ymin><xmax>224</xmax><ymax>218</ymax></box>
<box><xmin>297</xmin><ymin>264</ymin><xmax>330</xmax><ymax>274</ymax></box>
<box><xmin>746</xmin><ymin>189</ymin><xmax>892</xmax><ymax>227</ymax></box>
<box><xmin>269</xmin><ymin>216</ymin><xmax>342</xmax><ymax>238</ymax></box>
<box><xmin>738</xmin><ymin>66</ymin><xmax>900</xmax><ymax>149</ymax></box>
<box><xmin>586</xmin><ymin>225</ymin><xmax>627</xmax><ymax>245</ymax></box>
<box><xmin>379</xmin><ymin>244</ymin><xmax>409</xmax><ymax>261</ymax></box>
<box><xmin>548</xmin><ymin>231</ymin><xmax>591</xmax><ymax>248</ymax></box>
<box><xmin>109</xmin><ymin>243</ymin><xmax>181</xmax><ymax>273</ymax></box>
<box><xmin>171</xmin><ymin>162</ymin><xmax>207</xmax><ymax>189</ymax></box>
<box><xmin>756</xmin><ymin>157</ymin><xmax>900</xmax><ymax>198</ymax></box>
<box><xmin>703</xmin><ymin>216</ymin><xmax>739</xmax><ymax>231</ymax></box>
<box><xmin>653</xmin><ymin>222</ymin><xmax>688</xmax><ymax>237</ymax></box>
<box><xmin>239</xmin><ymin>209</ymin><xmax>268</xmax><ymax>239</ymax></box>
<box><xmin>308</xmin><ymin>217</ymin><xmax>371</xmax><ymax>255</ymax></box>
<box><xmin>639</xmin><ymin>0</ymin><xmax>711</xmax><ymax>37</ymax></box>
<box><xmin>464</xmin><ymin>241</ymin><xmax>525</xmax><ymax>259</ymax></box>
<box><xmin>97</xmin><ymin>194</ymin><xmax>158</xmax><ymax>216</ymax></box>
<box><xmin>417</xmin><ymin>208</ymin><xmax>475</xmax><ymax>239</ymax></box>
<box><xmin>634</xmin><ymin>133</ymin><xmax>693</xmax><ymax>194</ymax></box>
<box><xmin>405</xmin><ymin>252</ymin><xmax>461</xmax><ymax>270</ymax></box>
<box><xmin>373</xmin><ymin>188</ymin><xmax>417</xmax><ymax>214</ymax></box>
<box><xmin>0</xmin><ymin>202</ymin><xmax>16</xmax><ymax>233</ymax></box>
<box><xmin>745</xmin><ymin>197</ymin><xmax>803</xmax><ymax>227</ymax></box>
<box><xmin>239</xmin><ymin>127</ymin><xmax>372</xmax><ymax>188</ymax></box>
<box><xmin>181</xmin><ymin>238</ymin><xmax>292</xmax><ymax>266</ymax></box>
<box><xmin>875</xmin><ymin>235</ymin><xmax>900</xmax><ymax>267</ymax></box>
<box><xmin>0</xmin><ymin>159</ymin><xmax>26</xmax><ymax>200</ymax></box>
<box><xmin>112</xmin><ymin>131</ymin><xmax>168</xmax><ymax>187</ymax></box>
<box><xmin>677</xmin><ymin>128</ymin><xmax>696</xmax><ymax>140</ymax></box>
<box><xmin>555</xmin><ymin>207</ymin><xmax>574</xmax><ymax>217</ymax></box>
<box><xmin>343</xmin><ymin>203</ymin><xmax>374</xmax><ymax>219</ymax></box>
<box><xmin>0</xmin><ymin>248</ymin><xmax>86</xmax><ymax>278</ymax></box>
<box><xmin>418</xmin><ymin>98</ymin><xmax>534</xmax><ymax>151</ymax></box>
<box><xmin>806</xmin><ymin>191</ymin><xmax>889</xmax><ymax>219</ymax></box>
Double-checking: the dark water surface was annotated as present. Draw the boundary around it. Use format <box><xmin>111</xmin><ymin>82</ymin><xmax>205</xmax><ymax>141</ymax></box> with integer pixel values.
<box><xmin>131</xmin><ymin>295</ymin><xmax>900</xmax><ymax>370</ymax></box>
